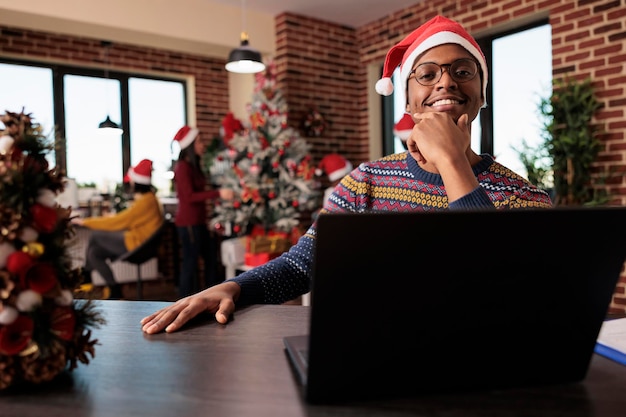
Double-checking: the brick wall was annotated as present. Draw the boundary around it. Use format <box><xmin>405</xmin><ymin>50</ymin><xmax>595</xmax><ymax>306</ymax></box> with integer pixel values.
<box><xmin>0</xmin><ymin>26</ymin><xmax>229</xmax><ymax>138</ymax></box>
<box><xmin>1</xmin><ymin>0</ymin><xmax>625</xmax><ymax>311</ymax></box>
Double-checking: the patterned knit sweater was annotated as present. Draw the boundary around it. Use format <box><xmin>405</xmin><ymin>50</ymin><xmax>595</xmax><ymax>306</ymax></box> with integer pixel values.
<box><xmin>232</xmin><ymin>152</ymin><xmax>553</xmax><ymax>305</ymax></box>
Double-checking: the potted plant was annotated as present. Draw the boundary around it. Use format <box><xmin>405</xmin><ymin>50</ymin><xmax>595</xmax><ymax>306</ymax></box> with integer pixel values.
<box><xmin>538</xmin><ymin>76</ymin><xmax>604</xmax><ymax>205</ymax></box>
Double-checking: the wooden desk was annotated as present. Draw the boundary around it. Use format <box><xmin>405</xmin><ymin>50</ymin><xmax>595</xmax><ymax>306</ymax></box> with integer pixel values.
<box><xmin>1</xmin><ymin>301</ymin><xmax>625</xmax><ymax>417</ymax></box>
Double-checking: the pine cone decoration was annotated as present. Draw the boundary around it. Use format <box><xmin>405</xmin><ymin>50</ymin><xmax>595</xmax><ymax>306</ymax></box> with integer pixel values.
<box><xmin>0</xmin><ymin>354</ymin><xmax>15</xmax><ymax>390</ymax></box>
<box><xmin>20</xmin><ymin>340</ymin><xmax>67</xmax><ymax>384</ymax></box>
<box><xmin>66</xmin><ymin>328</ymin><xmax>98</xmax><ymax>370</ymax></box>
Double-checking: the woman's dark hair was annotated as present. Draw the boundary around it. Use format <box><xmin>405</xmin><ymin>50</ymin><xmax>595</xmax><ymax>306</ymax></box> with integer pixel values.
<box><xmin>133</xmin><ymin>182</ymin><xmax>155</xmax><ymax>194</ymax></box>
<box><xmin>178</xmin><ymin>142</ymin><xmax>202</xmax><ymax>173</ymax></box>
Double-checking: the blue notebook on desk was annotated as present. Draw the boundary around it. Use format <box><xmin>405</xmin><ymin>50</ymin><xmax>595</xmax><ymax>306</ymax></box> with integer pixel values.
<box><xmin>284</xmin><ymin>207</ymin><xmax>626</xmax><ymax>404</ymax></box>
<box><xmin>595</xmin><ymin>318</ymin><xmax>626</xmax><ymax>365</ymax></box>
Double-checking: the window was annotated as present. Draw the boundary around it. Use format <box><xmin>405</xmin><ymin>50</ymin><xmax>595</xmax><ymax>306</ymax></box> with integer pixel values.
<box><xmin>0</xmin><ymin>60</ymin><xmax>188</xmax><ymax>196</ymax></box>
<box><xmin>383</xmin><ymin>20</ymin><xmax>551</xmax><ymax>180</ymax></box>
<box><xmin>0</xmin><ymin>63</ymin><xmax>55</xmax><ymax>167</ymax></box>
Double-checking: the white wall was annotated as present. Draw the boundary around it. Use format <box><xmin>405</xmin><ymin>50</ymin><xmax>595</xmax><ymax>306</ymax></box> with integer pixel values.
<box><xmin>0</xmin><ymin>0</ymin><xmax>276</xmax><ymax>59</ymax></box>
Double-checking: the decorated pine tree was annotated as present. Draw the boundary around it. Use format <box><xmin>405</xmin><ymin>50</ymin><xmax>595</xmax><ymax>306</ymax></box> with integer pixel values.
<box><xmin>208</xmin><ymin>61</ymin><xmax>321</xmax><ymax>237</ymax></box>
<box><xmin>0</xmin><ymin>110</ymin><xmax>104</xmax><ymax>390</ymax></box>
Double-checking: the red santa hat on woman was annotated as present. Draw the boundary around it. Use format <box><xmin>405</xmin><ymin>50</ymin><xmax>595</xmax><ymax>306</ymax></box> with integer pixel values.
<box><xmin>173</xmin><ymin>125</ymin><xmax>199</xmax><ymax>150</ymax></box>
<box><xmin>315</xmin><ymin>154</ymin><xmax>353</xmax><ymax>182</ymax></box>
<box><xmin>375</xmin><ymin>15</ymin><xmax>488</xmax><ymax>102</ymax></box>
<box><xmin>127</xmin><ymin>159</ymin><xmax>153</xmax><ymax>185</ymax></box>
<box><xmin>393</xmin><ymin>113</ymin><xmax>415</xmax><ymax>141</ymax></box>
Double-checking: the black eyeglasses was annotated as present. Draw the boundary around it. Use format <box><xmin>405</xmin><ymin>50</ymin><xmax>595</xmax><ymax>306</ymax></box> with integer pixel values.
<box><xmin>409</xmin><ymin>58</ymin><xmax>478</xmax><ymax>86</ymax></box>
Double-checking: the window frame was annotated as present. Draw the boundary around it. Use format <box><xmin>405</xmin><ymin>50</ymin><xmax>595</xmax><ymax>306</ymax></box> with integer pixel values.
<box><xmin>1</xmin><ymin>57</ymin><xmax>189</xmax><ymax>181</ymax></box>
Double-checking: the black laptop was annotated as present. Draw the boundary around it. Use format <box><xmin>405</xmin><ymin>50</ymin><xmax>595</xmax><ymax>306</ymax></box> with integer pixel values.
<box><xmin>283</xmin><ymin>207</ymin><xmax>626</xmax><ymax>404</ymax></box>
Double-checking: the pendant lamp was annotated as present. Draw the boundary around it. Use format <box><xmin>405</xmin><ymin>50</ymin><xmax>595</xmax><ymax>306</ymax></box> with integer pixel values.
<box><xmin>98</xmin><ymin>41</ymin><xmax>123</xmax><ymax>135</ymax></box>
<box><xmin>225</xmin><ymin>0</ymin><xmax>265</xmax><ymax>74</ymax></box>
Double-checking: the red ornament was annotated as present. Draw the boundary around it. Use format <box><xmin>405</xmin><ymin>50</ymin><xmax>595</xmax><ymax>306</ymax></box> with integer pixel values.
<box><xmin>268</xmin><ymin>191</ymin><xmax>276</xmax><ymax>199</ymax></box>
<box><xmin>23</xmin><ymin>155</ymin><xmax>49</xmax><ymax>174</ymax></box>
<box><xmin>233</xmin><ymin>224</ymin><xmax>241</xmax><ymax>233</ymax></box>
<box><xmin>0</xmin><ymin>315</ymin><xmax>34</xmax><ymax>355</ymax></box>
<box><xmin>30</xmin><ymin>203</ymin><xmax>58</xmax><ymax>233</ymax></box>
<box><xmin>6</xmin><ymin>251</ymin><xmax>34</xmax><ymax>277</ymax></box>
<box><xmin>49</xmin><ymin>306</ymin><xmax>76</xmax><ymax>341</ymax></box>
<box><xmin>292</xmin><ymin>200</ymin><xmax>299</xmax><ymax>208</ymax></box>
<box><xmin>21</xmin><ymin>261</ymin><xmax>58</xmax><ymax>294</ymax></box>
<box><xmin>221</xmin><ymin>111</ymin><xmax>244</xmax><ymax>146</ymax></box>
<box><xmin>247</xmin><ymin>152</ymin><xmax>254</xmax><ymax>159</ymax></box>
<box><xmin>272</xmin><ymin>161</ymin><xmax>280</xmax><ymax>169</ymax></box>
<box><xmin>233</xmin><ymin>200</ymin><xmax>241</xmax><ymax>209</ymax></box>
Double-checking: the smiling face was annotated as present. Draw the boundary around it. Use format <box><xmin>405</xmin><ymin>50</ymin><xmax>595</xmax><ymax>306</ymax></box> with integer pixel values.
<box><xmin>406</xmin><ymin>44</ymin><xmax>484</xmax><ymax>124</ymax></box>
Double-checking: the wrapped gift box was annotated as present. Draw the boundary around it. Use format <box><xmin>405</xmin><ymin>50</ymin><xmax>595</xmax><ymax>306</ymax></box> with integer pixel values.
<box><xmin>247</xmin><ymin>235</ymin><xmax>292</xmax><ymax>254</ymax></box>
<box><xmin>244</xmin><ymin>251</ymin><xmax>282</xmax><ymax>267</ymax></box>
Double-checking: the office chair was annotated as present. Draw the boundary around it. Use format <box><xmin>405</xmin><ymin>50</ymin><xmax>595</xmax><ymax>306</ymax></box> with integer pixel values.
<box><xmin>115</xmin><ymin>222</ymin><xmax>166</xmax><ymax>299</ymax></box>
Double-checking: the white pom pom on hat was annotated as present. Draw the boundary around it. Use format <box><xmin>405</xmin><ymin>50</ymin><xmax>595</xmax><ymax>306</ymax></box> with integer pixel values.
<box><xmin>128</xmin><ymin>159</ymin><xmax>153</xmax><ymax>185</ymax></box>
<box><xmin>173</xmin><ymin>125</ymin><xmax>199</xmax><ymax>150</ymax></box>
<box><xmin>375</xmin><ymin>15</ymin><xmax>488</xmax><ymax>101</ymax></box>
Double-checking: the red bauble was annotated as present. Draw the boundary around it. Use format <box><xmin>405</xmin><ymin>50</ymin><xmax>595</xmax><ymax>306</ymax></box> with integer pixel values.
<box><xmin>6</xmin><ymin>251</ymin><xmax>34</xmax><ymax>277</ymax></box>
<box><xmin>0</xmin><ymin>315</ymin><xmax>34</xmax><ymax>355</ymax></box>
<box><xmin>50</xmin><ymin>306</ymin><xmax>76</xmax><ymax>341</ymax></box>
<box><xmin>21</xmin><ymin>261</ymin><xmax>58</xmax><ymax>294</ymax></box>
<box><xmin>30</xmin><ymin>203</ymin><xmax>58</xmax><ymax>233</ymax></box>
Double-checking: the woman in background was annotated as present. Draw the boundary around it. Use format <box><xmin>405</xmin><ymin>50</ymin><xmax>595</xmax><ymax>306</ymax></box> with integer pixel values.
<box><xmin>73</xmin><ymin>159</ymin><xmax>163</xmax><ymax>299</ymax></box>
<box><xmin>172</xmin><ymin>126</ymin><xmax>233</xmax><ymax>298</ymax></box>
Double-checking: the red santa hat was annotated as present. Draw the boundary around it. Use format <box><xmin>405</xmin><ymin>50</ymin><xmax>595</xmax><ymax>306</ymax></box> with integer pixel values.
<box><xmin>315</xmin><ymin>154</ymin><xmax>353</xmax><ymax>182</ymax></box>
<box><xmin>127</xmin><ymin>159</ymin><xmax>153</xmax><ymax>185</ymax></box>
<box><xmin>393</xmin><ymin>113</ymin><xmax>415</xmax><ymax>141</ymax></box>
<box><xmin>123</xmin><ymin>168</ymin><xmax>131</xmax><ymax>184</ymax></box>
<box><xmin>173</xmin><ymin>125</ymin><xmax>199</xmax><ymax>150</ymax></box>
<box><xmin>375</xmin><ymin>15</ymin><xmax>488</xmax><ymax>101</ymax></box>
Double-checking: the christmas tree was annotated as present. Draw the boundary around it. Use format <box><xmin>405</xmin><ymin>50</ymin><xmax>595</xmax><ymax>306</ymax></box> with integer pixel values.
<box><xmin>208</xmin><ymin>61</ymin><xmax>321</xmax><ymax>237</ymax></box>
<box><xmin>0</xmin><ymin>110</ymin><xmax>104</xmax><ymax>390</ymax></box>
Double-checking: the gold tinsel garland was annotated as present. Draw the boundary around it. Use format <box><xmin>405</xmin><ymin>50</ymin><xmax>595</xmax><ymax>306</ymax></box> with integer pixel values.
<box><xmin>0</xmin><ymin>109</ymin><xmax>105</xmax><ymax>390</ymax></box>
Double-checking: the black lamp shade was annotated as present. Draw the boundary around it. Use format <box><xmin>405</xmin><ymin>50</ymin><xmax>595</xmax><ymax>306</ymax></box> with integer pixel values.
<box><xmin>226</xmin><ymin>40</ymin><xmax>265</xmax><ymax>74</ymax></box>
<box><xmin>98</xmin><ymin>115</ymin><xmax>123</xmax><ymax>134</ymax></box>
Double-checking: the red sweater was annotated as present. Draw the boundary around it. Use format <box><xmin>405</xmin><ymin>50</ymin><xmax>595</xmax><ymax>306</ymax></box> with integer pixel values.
<box><xmin>173</xmin><ymin>160</ymin><xmax>219</xmax><ymax>227</ymax></box>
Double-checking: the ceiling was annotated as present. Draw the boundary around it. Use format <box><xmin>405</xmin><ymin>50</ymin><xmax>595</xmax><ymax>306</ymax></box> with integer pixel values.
<box><xmin>209</xmin><ymin>0</ymin><xmax>419</xmax><ymax>28</ymax></box>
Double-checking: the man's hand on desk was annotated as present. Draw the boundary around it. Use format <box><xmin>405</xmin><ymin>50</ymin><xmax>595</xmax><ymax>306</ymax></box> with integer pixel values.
<box><xmin>140</xmin><ymin>280</ymin><xmax>242</xmax><ymax>333</ymax></box>
<box><xmin>71</xmin><ymin>217</ymin><xmax>85</xmax><ymax>226</ymax></box>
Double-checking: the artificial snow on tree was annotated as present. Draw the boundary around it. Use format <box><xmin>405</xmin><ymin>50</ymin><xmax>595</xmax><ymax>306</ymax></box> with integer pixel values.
<box><xmin>0</xmin><ymin>110</ymin><xmax>104</xmax><ymax>390</ymax></box>
<box><xmin>208</xmin><ymin>61</ymin><xmax>321</xmax><ymax>237</ymax></box>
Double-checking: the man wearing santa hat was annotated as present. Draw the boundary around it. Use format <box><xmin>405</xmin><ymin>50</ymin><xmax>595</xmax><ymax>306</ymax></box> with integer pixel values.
<box><xmin>73</xmin><ymin>159</ymin><xmax>164</xmax><ymax>299</ymax></box>
<box><xmin>142</xmin><ymin>16</ymin><xmax>552</xmax><ymax>333</ymax></box>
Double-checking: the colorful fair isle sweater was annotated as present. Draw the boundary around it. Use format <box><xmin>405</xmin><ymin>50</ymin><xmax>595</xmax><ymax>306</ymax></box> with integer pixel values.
<box><xmin>232</xmin><ymin>152</ymin><xmax>553</xmax><ymax>305</ymax></box>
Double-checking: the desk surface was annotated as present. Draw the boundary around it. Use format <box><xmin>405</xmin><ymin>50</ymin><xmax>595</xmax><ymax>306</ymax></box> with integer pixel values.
<box><xmin>1</xmin><ymin>301</ymin><xmax>625</xmax><ymax>417</ymax></box>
